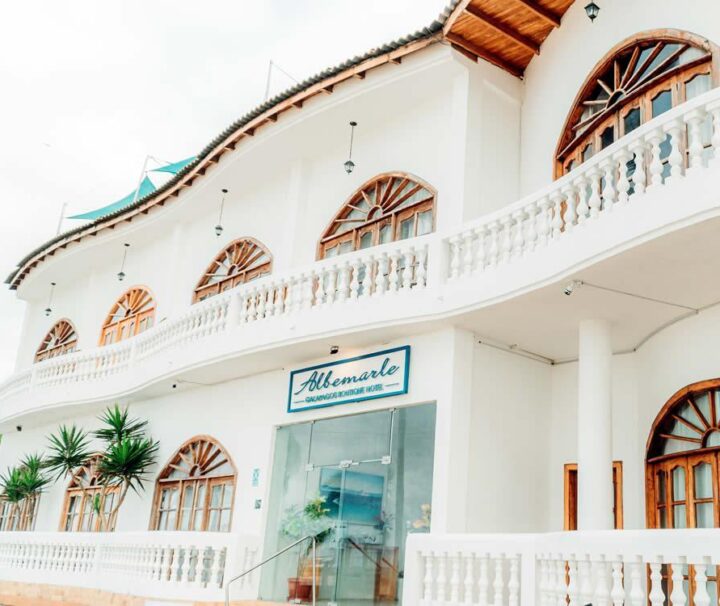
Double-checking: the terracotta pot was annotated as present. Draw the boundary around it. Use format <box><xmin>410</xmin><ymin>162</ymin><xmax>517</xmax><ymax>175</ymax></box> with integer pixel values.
<box><xmin>287</xmin><ymin>577</ymin><xmax>313</xmax><ymax>601</ymax></box>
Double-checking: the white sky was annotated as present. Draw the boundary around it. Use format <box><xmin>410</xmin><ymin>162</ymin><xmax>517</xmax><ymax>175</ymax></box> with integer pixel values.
<box><xmin>0</xmin><ymin>0</ymin><xmax>448</xmax><ymax>377</ymax></box>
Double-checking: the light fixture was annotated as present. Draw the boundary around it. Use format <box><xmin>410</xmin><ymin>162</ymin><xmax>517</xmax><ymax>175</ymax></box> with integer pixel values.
<box><xmin>563</xmin><ymin>280</ymin><xmax>583</xmax><ymax>296</ymax></box>
<box><xmin>330</xmin><ymin>345</ymin><xmax>340</xmax><ymax>355</ymax></box>
<box><xmin>584</xmin><ymin>1</ymin><xmax>600</xmax><ymax>22</ymax></box>
<box><xmin>44</xmin><ymin>281</ymin><xmax>56</xmax><ymax>316</ymax></box>
<box><xmin>344</xmin><ymin>121</ymin><xmax>357</xmax><ymax>174</ymax></box>
<box><xmin>117</xmin><ymin>243</ymin><xmax>130</xmax><ymax>281</ymax></box>
<box><xmin>215</xmin><ymin>188</ymin><xmax>228</xmax><ymax>237</ymax></box>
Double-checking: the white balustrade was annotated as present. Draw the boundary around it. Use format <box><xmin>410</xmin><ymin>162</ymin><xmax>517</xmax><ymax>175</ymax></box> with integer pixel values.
<box><xmin>405</xmin><ymin>530</ymin><xmax>720</xmax><ymax>606</ymax></box>
<box><xmin>444</xmin><ymin>87</ymin><xmax>720</xmax><ymax>281</ymax></box>
<box><xmin>0</xmin><ymin>531</ymin><xmax>258</xmax><ymax>601</ymax></box>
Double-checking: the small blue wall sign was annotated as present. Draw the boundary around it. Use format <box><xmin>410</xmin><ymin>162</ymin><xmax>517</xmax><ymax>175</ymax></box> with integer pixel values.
<box><xmin>287</xmin><ymin>346</ymin><xmax>410</xmax><ymax>413</ymax></box>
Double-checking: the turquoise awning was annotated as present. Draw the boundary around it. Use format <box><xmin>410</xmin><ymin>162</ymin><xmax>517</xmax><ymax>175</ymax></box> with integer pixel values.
<box><xmin>68</xmin><ymin>176</ymin><xmax>157</xmax><ymax>221</ymax></box>
<box><xmin>150</xmin><ymin>156</ymin><xmax>196</xmax><ymax>175</ymax></box>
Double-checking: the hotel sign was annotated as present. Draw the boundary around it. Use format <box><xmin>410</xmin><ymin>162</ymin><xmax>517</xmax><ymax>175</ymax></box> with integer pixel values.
<box><xmin>288</xmin><ymin>346</ymin><xmax>410</xmax><ymax>413</ymax></box>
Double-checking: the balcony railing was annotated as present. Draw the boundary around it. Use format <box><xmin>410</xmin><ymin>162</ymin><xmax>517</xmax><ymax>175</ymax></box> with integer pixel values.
<box><xmin>404</xmin><ymin>529</ymin><xmax>720</xmax><ymax>605</ymax></box>
<box><xmin>0</xmin><ymin>530</ymin><xmax>259</xmax><ymax>602</ymax></box>
<box><xmin>1</xmin><ymin>88</ymin><xmax>720</xmax><ymax>417</ymax></box>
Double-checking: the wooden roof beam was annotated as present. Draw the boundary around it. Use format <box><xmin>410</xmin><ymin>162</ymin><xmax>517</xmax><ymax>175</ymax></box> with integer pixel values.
<box><xmin>514</xmin><ymin>0</ymin><xmax>561</xmax><ymax>28</ymax></box>
<box><xmin>446</xmin><ymin>32</ymin><xmax>524</xmax><ymax>78</ymax></box>
<box><xmin>465</xmin><ymin>5</ymin><xmax>540</xmax><ymax>55</ymax></box>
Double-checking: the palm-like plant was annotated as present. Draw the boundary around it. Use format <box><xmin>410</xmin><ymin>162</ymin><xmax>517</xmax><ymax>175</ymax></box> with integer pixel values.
<box><xmin>0</xmin><ymin>455</ymin><xmax>50</xmax><ymax>531</ymax></box>
<box><xmin>45</xmin><ymin>404</ymin><xmax>158</xmax><ymax>531</ymax></box>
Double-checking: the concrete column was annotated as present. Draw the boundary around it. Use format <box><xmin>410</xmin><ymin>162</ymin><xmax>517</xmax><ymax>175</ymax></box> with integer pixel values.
<box><xmin>430</xmin><ymin>327</ymin><xmax>474</xmax><ymax>533</ymax></box>
<box><xmin>577</xmin><ymin>319</ymin><xmax>614</xmax><ymax>530</ymax></box>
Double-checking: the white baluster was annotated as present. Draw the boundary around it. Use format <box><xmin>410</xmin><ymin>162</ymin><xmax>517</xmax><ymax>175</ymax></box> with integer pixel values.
<box><xmin>450</xmin><ymin>553</ymin><xmax>461</xmax><ymax>604</ymax></box>
<box><xmin>463</xmin><ymin>553</ymin><xmax>474</xmax><ymax>605</ymax></box>
<box><xmin>537</xmin><ymin>197</ymin><xmax>552</xmax><ymax>246</ymax></box>
<box><xmin>550</xmin><ymin>193</ymin><xmax>563</xmax><ymax>239</ymax></box>
<box><xmin>210</xmin><ymin>546</ymin><xmax>224</xmax><ymax>589</ymax></box>
<box><xmin>478</xmin><ymin>554</ymin><xmax>489</xmax><ymax>606</ymax></box>
<box><xmin>402</xmin><ymin>250</ymin><xmax>415</xmax><ymax>290</ymax></box>
<box><xmin>508</xmin><ymin>556</ymin><xmax>520</xmax><ymax>606</ymax></box>
<box><xmin>361</xmin><ymin>257</ymin><xmax>374</xmax><ymax>297</ymax></box>
<box><xmin>422</xmin><ymin>551</ymin><xmax>434</xmax><ymax>606</ymax></box>
<box><xmin>437</xmin><ymin>552</ymin><xmax>447</xmax><ymax>604</ymax></box>
<box><xmin>415</xmin><ymin>246</ymin><xmax>428</xmax><ymax>288</ymax></box>
<box><xmin>600</xmin><ymin>158</ymin><xmax>617</xmax><ymax>211</ymax></box>
<box><xmin>579</xmin><ymin>557</ymin><xmax>593</xmax><ymax>605</ymax></box>
<box><xmin>629</xmin><ymin>140</ymin><xmax>647</xmax><ymax>196</ymax></box>
<box><xmin>648</xmin><ymin>562</ymin><xmax>665</xmax><ymax>606</ymax></box>
<box><xmin>336</xmin><ymin>262</ymin><xmax>350</xmax><ymax>302</ymax></box>
<box><xmin>556</xmin><ymin>558</ymin><xmax>568</xmax><ymax>606</ymax></box>
<box><xmin>610</xmin><ymin>559</ymin><xmax>624</xmax><ymax>606</ymax></box>
<box><xmin>500</xmin><ymin>216</ymin><xmax>513</xmax><ymax>263</ymax></box>
<box><xmin>665</xmin><ymin>119</ymin><xmax>685</xmax><ymax>182</ymax></box>
<box><xmin>325</xmin><ymin>265</ymin><xmax>338</xmax><ymax>304</ymax></box>
<box><xmin>561</xmin><ymin>186</ymin><xmax>577</xmax><ymax>231</ymax></box>
<box><xmin>693</xmin><ymin>559</ymin><xmax>712</xmax><ymax>606</ymax></box>
<box><xmin>614</xmin><ymin>149</ymin><xmax>631</xmax><ymax>205</ymax></box>
<box><xmin>525</xmin><ymin>202</ymin><xmax>539</xmax><ymax>250</ymax></box>
<box><xmin>646</xmin><ymin>130</ymin><xmax>665</xmax><ymax>189</ymax></box>
<box><xmin>539</xmin><ymin>558</ymin><xmax>550</xmax><ymax>606</ymax></box>
<box><xmin>685</xmin><ymin>108</ymin><xmax>707</xmax><ymax>172</ymax></box>
<box><xmin>487</xmin><ymin>222</ymin><xmax>500</xmax><ymax>267</ymax></box>
<box><xmin>348</xmin><ymin>260</ymin><xmax>360</xmax><ymax>300</ymax></box>
<box><xmin>373</xmin><ymin>253</ymin><xmax>388</xmax><ymax>296</ymax></box>
<box><xmin>462</xmin><ymin>231</ymin><xmax>475</xmax><ymax>275</ymax></box>
<box><xmin>387</xmin><ymin>250</ymin><xmax>401</xmax><ymax>293</ymax></box>
<box><xmin>709</xmin><ymin>101</ymin><xmax>720</xmax><ymax>169</ymax></box>
<box><xmin>512</xmin><ymin>210</ymin><xmax>526</xmax><ymax>256</ymax></box>
<box><xmin>594</xmin><ymin>557</ymin><xmax>611</xmax><ymax>606</ymax></box>
<box><xmin>302</xmin><ymin>273</ymin><xmax>314</xmax><ymax>309</ymax></box>
<box><xmin>194</xmin><ymin>546</ymin><xmax>207</xmax><ymax>587</ymax></box>
<box><xmin>670</xmin><ymin>560</ymin><xmax>687</xmax><ymax>606</ymax></box>
<box><xmin>575</xmin><ymin>176</ymin><xmax>589</xmax><ymax>223</ymax></box>
<box><xmin>587</xmin><ymin>167</ymin><xmax>602</xmax><ymax>217</ymax></box>
<box><xmin>315</xmin><ymin>269</ymin><xmax>326</xmax><ymax>306</ymax></box>
<box><xmin>474</xmin><ymin>226</ymin><xmax>487</xmax><ymax>273</ymax></box>
<box><xmin>493</xmin><ymin>557</ymin><xmax>504</xmax><ymax>606</ymax></box>
<box><xmin>449</xmin><ymin>235</ymin><xmax>462</xmax><ymax>279</ymax></box>
<box><xmin>567</xmin><ymin>557</ymin><xmax>579</xmax><ymax>606</ymax></box>
<box><xmin>256</xmin><ymin>287</ymin><xmax>267</xmax><ymax>320</ymax></box>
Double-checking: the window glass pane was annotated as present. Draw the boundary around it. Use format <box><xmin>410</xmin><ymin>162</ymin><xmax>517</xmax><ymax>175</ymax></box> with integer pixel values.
<box><xmin>181</xmin><ymin>485</ymin><xmax>194</xmax><ymax>530</ymax></box>
<box><xmin>417</xmin><ymin>210</ymin><xmax>433</xmax><ymax>236</ymax></box>
<box><xmin>623</xmin><ymin>108</ymin><xmax>642</xmax><ymax>135</ymax></box>
<box><xmin>379</xmin><ymin>224</ymin><xmax>392</xmax><ymax>245</ymax></box>
<box><xmin>708</xmin><ymin>579</ymin><xmax>718</xmax><ymax>605</ymax></box>
<box><xmin>220</xmin><ymin>511</ymin><xmax>230</xmax><ymax>532</ymax></box>
<box><xmin>652</xmin><ymin>90</ymin><xmax>672</xmax><ymax>118</ymax></box>
<box><xmin>211</xmin><ymin>485</ymin><xmax>222</xmax><ymax>508</ymax></box>
<box><xmin>673</xmin><ymin>504</ymin><xmax>687</xmax><ymax>528</ymax></box>
<box><xmin>582</xmin><ymin>143</ymin><xmax>594</xmax><ymax>162</ymax></box>
<box><xmin>194</xmin><ymin>484</ymin><xmax>206</xmax><ymax>530</ymax></box>
<box><xmin>672</xmin><ymin>467</ymin><xmax>686</xmax><ymax>500</ymax></box>
<box><xmin>222</xmin><ymin>485</ymin><xmax>233</xmax><ymax>507</ymax></box>
<box><xmin>600</xmin><ymin>125</ymin><xmax>615</xmax><ymax>149</ymax></box>
<box><xmin>657</xmin><ymin>472</ymin><xmax>666</xmax><ymax>503</ymax></box>
<box><xmin>359</xmin><ymin>232</ymin><xmax>373</xmax><ymax>250</ymax></box>
<box><xmin>658</xmin><ymin>507</ymin><xmax>667</xmax><ymax>528</ymax></box>
<box><xmin>707</xmin><ymin>431</ymin><xmax>720</xmax><ymax>447</ymax></box>
<box><xmin>208</xmin><ymin>509</ymin><xmax>219</xmax><ymax>531</ymax></box>
<box><xmin>686</xmin><ymin>73</ymin><xmax>711</xmax><ymax>100</ymax></box>
<box><xmin>694</xmin><ymin>463</ymin><xmax>713</xmax><ymax>499</ymax></box>
<box><xmin>399</xmin><ymin>218</ymin><xmax>413</xmax><ymax>240</ymax></box>
<box><xmin>696</xmin><ymin>502</ymin><xmax>714</xmax><ymax>528</ymax></box>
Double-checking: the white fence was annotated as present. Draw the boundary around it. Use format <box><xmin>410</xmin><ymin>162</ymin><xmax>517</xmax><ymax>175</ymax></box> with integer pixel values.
<box><xmin>404</xmin><ymin>529</ymin><xmax>720</xmax><ymax>605</ymax></box>
<box><xmin>0</xmin><ymin>530</ymin><xmax>260</xmax><ymax>601</ymax></box>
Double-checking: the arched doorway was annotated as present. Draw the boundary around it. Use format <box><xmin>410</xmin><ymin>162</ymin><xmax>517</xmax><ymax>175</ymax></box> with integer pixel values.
<box><xmin>646</xmin><ymin>379</ymin><xmax>720</xmax><ymax>530</ymax></box>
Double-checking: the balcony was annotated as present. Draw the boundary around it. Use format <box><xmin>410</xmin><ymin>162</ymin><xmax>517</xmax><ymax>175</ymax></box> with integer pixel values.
<box><xmin>403</xmin><ymin>529</ymin><xmax>720</xmax><ymax>605</ymax></box>
<box><xmin>2</xmin><ymin>87</ymin><xmax>720</xmax><ymax>425</ymax></box>
<box><xmin>0</xmin><ymin>530</ymin><xmax>259</xmax><ymax>602</ymax></box>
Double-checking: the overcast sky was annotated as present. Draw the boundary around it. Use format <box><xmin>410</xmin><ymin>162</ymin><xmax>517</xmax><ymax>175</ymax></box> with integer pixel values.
<box><xmin>0</xmin><ymin>0</ymin><xmax>448</xmax><ymax>376</ymax></box>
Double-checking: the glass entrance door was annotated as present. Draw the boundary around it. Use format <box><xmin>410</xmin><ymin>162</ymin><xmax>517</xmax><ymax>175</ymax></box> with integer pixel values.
<box><xmin>260</xmin><ymin>404</ymin><xmax>436</xmax><ymax>605</ymax></box>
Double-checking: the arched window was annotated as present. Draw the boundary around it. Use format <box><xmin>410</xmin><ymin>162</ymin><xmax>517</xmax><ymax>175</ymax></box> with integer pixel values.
<box><xmin>35</xmin><ymin>319</ymin><xmax>78</xmax><ymax>362</ymax></box>
<box><xmin>150</xmin><ymin>436</ymin><xmax>236</xmax><ymax>532</ymax></box>
<box><xmin>646</xmin><ymin>379</ymin><xmax>720</xmax><ymax>530</ymax></box>
<box><xmin>193</xmin><ymin>238</ymin><xmax>272</xmax><ymax>303</ymax></box>
<box><xmin>556</xmin><ymin>31</ymin><xmax>718</xmax><ymax>176</ymax></box>
<box><xmin>100</xmin><ymin>287</ymin><xmax>155</xmax><ymax>346</ymax></box>
<box><xmin>62</xmin><ymin>456</ymin><xmax>119</xmax><ymax>532</ymax></box>
<box><xmin>319</xmin><ymin>173</ymin><xmax>436</xmax><ymax>259</ymax></box>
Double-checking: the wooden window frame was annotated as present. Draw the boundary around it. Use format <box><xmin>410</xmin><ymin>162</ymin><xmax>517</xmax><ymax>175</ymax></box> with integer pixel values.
<box><xmin>149</xmin><ymin>435</ymin><xmax>237</xmax><ymax>532</ymax></box>
<box><xmin>100</xmin><ymin>286</ymin><xmax>156</xmax><ymax>346</ymax></box>
<box><xmin>34</xmin><ymin>319</ymin><xmax>78</xmax><ymax>363</ymax></box>
<box><xmin>563</xmin><ymin>461</ymin><xmax>623</xmax><ymax>530</ymax></box>
<box><xmin>317</xmin><ymin>172</ymin><xmax>437</xmax><ymax>259</ymax></box>
<box><xmin>555</xmin><ymin>30</ymin><xmax>719</xmax><ymax>177</ymax></box>
<box><xmin>59</xmin><ymin>456</ymin><xmax>120</xmax><ymax>532</ymax></box>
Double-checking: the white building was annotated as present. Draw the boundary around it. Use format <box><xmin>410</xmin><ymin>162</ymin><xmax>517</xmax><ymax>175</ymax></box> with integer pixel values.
<box><xmin>1</xmin><ymin>0</ymin><xmax>720</xmax><ymax>604</ymax></box>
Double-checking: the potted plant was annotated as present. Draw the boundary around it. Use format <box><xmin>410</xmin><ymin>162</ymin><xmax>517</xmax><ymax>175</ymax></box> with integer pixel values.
<box><xmin>279</xmin><ymin>496</ymin><xmax>333</xmax><ymax>602</ymax></box>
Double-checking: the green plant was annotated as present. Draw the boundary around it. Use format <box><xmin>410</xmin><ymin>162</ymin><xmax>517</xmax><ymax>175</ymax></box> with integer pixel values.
<box><xmin>0</xmin><ymin>453</ymin><xmax>50</xmax><ymax>531</ymax></box>
<box><xmin>280</xmin><ymin>496</ymin><xmax>333</xmax><ymax>542</ymax></box>
<box><xmin>45</xmin><ymin>404</ymin><xmax>158</xmax><ymax>531</ymax></box>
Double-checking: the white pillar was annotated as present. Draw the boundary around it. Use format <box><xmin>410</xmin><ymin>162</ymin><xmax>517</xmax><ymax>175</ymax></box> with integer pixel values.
<box><xmin>577</xmin><ymin>319</ymin><xmax>614</xmax><ymax>530</ymax></box>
